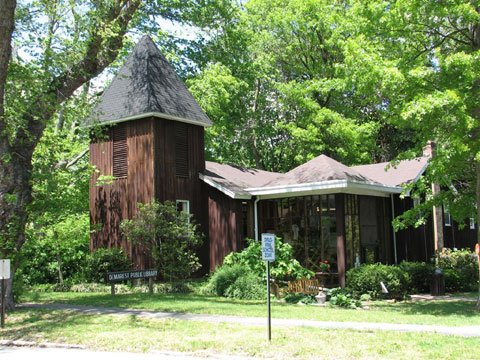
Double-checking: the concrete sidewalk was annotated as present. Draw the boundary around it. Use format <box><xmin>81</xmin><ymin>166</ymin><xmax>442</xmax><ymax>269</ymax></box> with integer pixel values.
<box><xmin>19</xmin><ymin>303</ymin><xmax>480</xmax><ymax>337</ymax></box>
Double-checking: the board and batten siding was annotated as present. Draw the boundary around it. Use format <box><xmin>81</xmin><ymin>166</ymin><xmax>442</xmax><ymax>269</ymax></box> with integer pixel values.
<box><xmin>153</xmin><ymin>119</ymin><xmax>209</xmax><ymax>270</ymax></box>
<box><xmin>207</xmin><ymin>187</ymin><xmax>244</xmax><ymax>271</ymax></box>
<box><xmin>90</xmin><ymin>118</ymin><xmax>155</xmax><ymax>269</ymax></box>
<box><xmin>90</xmin><ymin>117</ymin><xmax>209</xmax><ymax>271</ymax></box>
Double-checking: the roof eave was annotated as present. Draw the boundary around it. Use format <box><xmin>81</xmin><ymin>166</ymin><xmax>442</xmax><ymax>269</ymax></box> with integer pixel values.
<box><xmin>85</xmin><ymin>111</ymin><xmax>212</xmax><ymax>129</ymax></box>
<box><xmin>199</xmin><ymin>174</ymin><xmax>252</xmax><ymax>200</ymax></box>
<box><xmin>246</xmin><ymin>179</ymin><xmax>403</xmax><ymax>199</ymax></box>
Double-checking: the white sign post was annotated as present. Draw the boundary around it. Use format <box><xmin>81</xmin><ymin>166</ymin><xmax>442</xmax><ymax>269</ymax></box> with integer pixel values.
<box><xmin>261</xmin><ymin>234</ymin><xmax>275</xmax><ymax>341</ymax></box>
<box><xmin>0</xmin><ymin>259</ymin><xmax>10</xmax><ymax>329</ymax></box>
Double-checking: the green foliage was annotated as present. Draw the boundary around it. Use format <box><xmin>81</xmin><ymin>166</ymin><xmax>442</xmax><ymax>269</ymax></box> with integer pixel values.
<box><xmin>223</xmin><ymin>237</ymin><xmax>313</xmax><ymax>281</ymax></box>
<box><xmin>437</xmin><ymin>249</ymin><xmax>479</xmax><ymax>292</ymax></box>
<box><xmin>283</xmin><ymin>293</ymin><xmax>316</xmax><ymax>305</ymax></box>
<box><xmin>346</xmin><ymin>264</ymin><xmax>409</xmax><ymax>300</ymax></box>
<box><xmin>121</xmin><ymin>201</ymin><xmax>203</xmax><ymax>282</ymax></box>
<box><xmin>223</xmin><ymin>271</ymin><xmax>266</xmax><ymax>300</ymax></box>
<box><xmin>399</xmin><ymin>261</ymin><xmax>434</xmax><ymax>294</ymax></box>
<box><xmin>327</xmin><ymin>288</ymin><xmax>361</xmax><ymax>309</ymax></box>
<box><xmin>205</xmin><ymin>263</ymin><xmax>265</xmax><ymax>300</ymax></box>
<box><xmin>20</xmin><ymin>214</ymin><xmax>90</xmax><ymax>285</ymax></box>
<box><xmin>85</xmin><ymin>248</ymin><xmax>133</xmax><ymax>283</ymax></box>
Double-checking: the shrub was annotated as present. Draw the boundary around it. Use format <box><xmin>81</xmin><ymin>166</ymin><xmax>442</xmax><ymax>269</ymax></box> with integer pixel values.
<box><xmin>207</xmin><ymin>264</ymin><xmax>247</xmax><ymax>297</ymax></box>
<box><xmin>121</xmin><ymin>201</ymin><xmax>203</xmax><ymax>282</ymax></box>
<box><xmin>437</xmin><ymin>248</ymin><xmax>478</xmax><ymax>292</ymax></box>
<box><xmin>283</xmin><ymin>293</ymin><xmax>316</xmax><ymax>304</ymax></box>
<box><xmin>223</xmin><ymin>238</ymin><xmax>313</xmax><ymax>281</ymax></box>
<box><xmin>85</xmin><ymin>248</ymin><xmax>132</xmax><ymax>283</ymax></box>
<box><xmin>346</xmin><ymin>263</ymin><xmax>409</xmax><ymax>299</ymax></box>
<box><xmin>399</xmin><ymin>261</ymin><xmax>434</xmax><ymax>294</ymax></box>
<box><xmin>327</xmin><ymin>287</ymin><xmax>360</xmax><ymax>308</ymax></box>
<box><xmin>224</xmin><ymin>272</ymin><xmax>266</xmax><ymax>300</ymax></box>
<box><xmin>20</xmin><ymin>214</ymin><xmax>90</xmax><ymax>285</ymax></box>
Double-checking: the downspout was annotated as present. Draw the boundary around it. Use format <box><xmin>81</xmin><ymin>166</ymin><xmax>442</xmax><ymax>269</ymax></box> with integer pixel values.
<box><xmin>254</xmin><ymin>196</ymin><xmax>260</xmax><ymax>241</ymax></box>
<box><xmin>391</xmin><ymin>194</ymin><xmax>398</xmax><ymax>265</ymax></box>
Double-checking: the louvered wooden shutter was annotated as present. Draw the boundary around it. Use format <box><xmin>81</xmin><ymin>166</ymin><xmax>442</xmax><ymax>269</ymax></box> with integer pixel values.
<box><xmin>175</xmin><ymin>123</ymin><xmax>189</xmax><ymax>178</ymax></box>
<box><xmin>112</xmin><ymin>124</ymin><xmax>128</xmax><ymax>178</ymax></box>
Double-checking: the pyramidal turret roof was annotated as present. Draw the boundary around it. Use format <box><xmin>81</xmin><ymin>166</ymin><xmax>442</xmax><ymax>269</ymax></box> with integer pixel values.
<box><xmin>88</xmin><ymin>36</ymin><xmax>211</xmax><ymax>127</ymax></box>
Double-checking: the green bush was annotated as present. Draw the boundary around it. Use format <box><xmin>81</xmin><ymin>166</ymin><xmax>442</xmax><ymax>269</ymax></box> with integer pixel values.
<box><xmin>121</xmin><ymin>201</ymin><xmax>203</xmax><ymax>282</ymax></box>
<box><xmin>207</xmin><ymin>264</ymin><xmax>247</xmax><ymax>297</ymax></box>
<box><xmin>205</xmin><ymin>263</ymin><xmax>265</xmax><ymax>300</ymax></box>
<box><xmin>346</xmin><ymin>263</ymin><xmax>409</xmax><ymax>299</ymax></box>
<box><xmin>399</xmin><ymin>261</ymin><xmax>434</xmax><ymax>294</ymax></box>
<box><xmin>19</xmin><ymin>214</ymin><xmax>90</xmax><ymax>285</ymax></box>
<box><xmin>327</xmin><ymin>288</ymin><xmax>361</xmax><ymax>308</ymax></box>
<box><xmin>437</xmin><ymin>248</ymin><xmax>478</xmax><ymax>292</ymax></box>
<box><xmin>85</xmin><ymin>248</ymin><xmax>133</xmax><ymax>283</ymax></box>
<box><xmin>223</xmin><ymin>238</ymin><xmax>313</xmax><ymax>281</ymax></box>
<box><xmin>283</xmin><ymin>293</ymin><xmax>316</xmax><ymax>304</ymax></box>
<box><xmin>224</xmin><ymin>272</ymin><xmax>266</xmax><ymax>300</ymax></box>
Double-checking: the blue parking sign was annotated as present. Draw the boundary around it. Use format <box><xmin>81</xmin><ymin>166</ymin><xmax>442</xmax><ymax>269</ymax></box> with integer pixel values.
<box><xmin>261</xmin><ymin>233</ymin><xmax>276</xmax><ymax>262</ymax></box>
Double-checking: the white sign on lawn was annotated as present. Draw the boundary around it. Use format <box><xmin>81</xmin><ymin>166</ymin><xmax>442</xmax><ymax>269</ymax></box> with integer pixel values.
<box><xmin>0</xmin><ymin>259</ymin><xmax>10</xmax><ymax>280</ymax></box>
<box><xmin>261</xmin><ymin>233</ymin><xmax>276</xmax><ymax>262</ymax></box>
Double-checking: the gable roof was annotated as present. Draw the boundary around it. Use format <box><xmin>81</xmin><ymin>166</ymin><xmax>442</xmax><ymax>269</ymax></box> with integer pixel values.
<box><xmin>87</xmin><ymin>36</ymin><xmax>211</xmax><ymax>127</ymax></box>
<box><xmin>352</xmin><ymin>157</ymin><xmax>429</xmax><ymax>187</ymax></box>
<box><xmin>201</xmin><ymin>161</ymin><xmax>281</xmax><ymax>199</ymax></box>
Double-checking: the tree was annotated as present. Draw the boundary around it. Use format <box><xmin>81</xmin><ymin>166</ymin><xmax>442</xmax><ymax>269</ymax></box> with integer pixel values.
<box><xmin>0</xmin><ymin>0</ymin><xmax>228</xmax><ymax>309</ymax></box>
<box><xmin>186</xmin><ymin>0</ymin><xmax>414</xmax><ymax>172</ymax></box>
<box><xmin>345</xmin><ymin>0</ymin><xmax>480</xmax><ymax>308</ymax></box>
<box><xmin>121</xmin><ymin>201</ymin><xmax>203</xmax><ymax>283</ymax></box>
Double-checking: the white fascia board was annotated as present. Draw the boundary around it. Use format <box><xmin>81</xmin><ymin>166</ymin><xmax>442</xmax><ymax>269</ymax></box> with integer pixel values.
<box><xmin>87</xmin><ymin>112</ymin><xmax>212</xmax><ymax>128</ymax></box>
<box><xmin>246</xmin><ymin>179</ymin><xmax>403</xmax><ymax>199</ymax></box>
<box><xmin>404</xmin><ymin>160</ymin><xmax>429</xmax><ymax>197</ymax></box>
<box><xmin>199</xmin><ymin>174</ymin><xmax>251</xmax><ymax>200</ymax></box>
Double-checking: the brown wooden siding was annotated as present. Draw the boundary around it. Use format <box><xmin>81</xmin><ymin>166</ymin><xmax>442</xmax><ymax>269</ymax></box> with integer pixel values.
<box><xmin>153</xmin><ymin>118</ymin><xmax>209</xmax><ymax>272</ymax></box>
<box><xmin>90</xmin><ymin>118</ymin><xmax>155</xmax><ymax>269</ymax></box>
<box><xmin>207</xmin><ymin>187</ymin><xmax>243</xmax><ymax>271</ymax></box>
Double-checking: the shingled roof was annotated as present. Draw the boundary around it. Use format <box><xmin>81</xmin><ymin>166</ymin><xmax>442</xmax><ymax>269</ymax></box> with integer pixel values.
<box><xmin>262</xmin><ymin>155</ymin><xmax>376</xmax><ymax>187</ymax></box>
<box><xmin>201</xmin><ymin>161</ymin><xmax>281</xmax><ymax>199</ymax></box>
<box><xmin>352</xmin><ymin>157</ymin><xmax>429</xmax><ymax>187</ymax></box>
<box><xmin>88</xmin><ymin>36</ymin><xmax>211</xmax><ymax>127</ymax></box>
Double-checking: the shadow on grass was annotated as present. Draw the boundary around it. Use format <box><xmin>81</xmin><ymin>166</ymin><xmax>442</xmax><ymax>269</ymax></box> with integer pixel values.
<box><xmin>373</xmin><ymin>300</ymin><xmax>480</xmax><ymax>318</ymax></box>
<box><xmin>24</xmin><ymin>292</ymin><xmax>265</xmax><ymax>313</ymax></box>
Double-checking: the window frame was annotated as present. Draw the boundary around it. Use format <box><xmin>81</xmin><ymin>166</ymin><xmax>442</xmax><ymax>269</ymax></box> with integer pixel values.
<box><xmin>176</xmin><ymin>200</ymin><xmax>190</xmax><ymax>222</ymax></box>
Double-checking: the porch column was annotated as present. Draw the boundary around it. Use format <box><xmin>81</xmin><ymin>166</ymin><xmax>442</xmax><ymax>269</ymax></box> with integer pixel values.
<box><xmin>335</xmin><ymin>194</ymin><xmax>346</xmax><ymax>288</ymax></box>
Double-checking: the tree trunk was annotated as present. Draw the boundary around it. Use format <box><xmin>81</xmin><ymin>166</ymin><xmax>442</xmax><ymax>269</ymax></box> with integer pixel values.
<box><xmin>476</xmin><ymin>161</ymin><xmax>480</xmax><ymax>311</ymax></box>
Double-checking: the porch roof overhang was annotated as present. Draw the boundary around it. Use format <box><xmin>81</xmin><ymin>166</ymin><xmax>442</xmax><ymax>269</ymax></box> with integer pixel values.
<box><xmin>245</xmin><ymin>179</ymin><xmax>403</xmax><ymax>199</ymax></box>
<box><xmin>201</xmin><ymin>174</ymin><xmax>404</xmax><ymax>200</ymax></box>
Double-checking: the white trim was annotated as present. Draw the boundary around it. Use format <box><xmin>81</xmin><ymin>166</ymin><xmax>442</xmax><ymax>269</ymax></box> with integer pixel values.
<box><xmin>391</xmin><ymin>194</ymin><xmax>398</xmax><ymax>265</ymax></box>
<box><xmin>199</xmin><ymin>174</ymin><xmax>252</xmax><ymax>200</ymax></box>
<box><xmin>87</xmin><ymin>111</ymin><xmax>212</xmax><ymax>128</ymax></box>
<box><xmin>254</xmin><ymin>197</ymin><xmax>260</xmax><ymax>241</ymax></box>
<box><xmin>470</xmin><ymin>217</ymin><xmax>475</xmax><ymax>230</ymax></box>
<box><xmin>176</xmin><ymin>199</ymin><xmax>190</xmax><ymax>214</ymax></box>
<box><xmin>245</xmin><ymin>179</ymin><xmax>403</xmax><ymax>198</ymax></box>
<box><xmin>405</xmin><ymin>159</ymin><xmax>429</xmax><ymax>196</ymax></box>
<box><xmin>444</xmin><ymin>208</ymin><xmax>452</xmax><ymax>227</ymax></box>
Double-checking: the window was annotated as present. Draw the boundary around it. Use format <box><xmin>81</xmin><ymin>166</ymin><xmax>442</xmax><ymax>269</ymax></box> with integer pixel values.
<box><xmin>176</xmin><ymin>200</ymin><xmax>190</xmax><ymax>215</ymax></box>
<box><xmin>175</xmin><ymin>122</ymin><xmax>189</xmax><ymax>178</ymax></box>
<box><xmin>470</xmin><ymin>218</ymin><xmax>475</xmax><ymax>230</ymax></box>
<box><xmin>444</xmin><ymin>207</ymin><xmax>451</xmax><ymax>227</ymax></box>
<box><xmin>112</xmin><ymin>124</ymin><xmax>127</xmax><ymax>178</ymax></box>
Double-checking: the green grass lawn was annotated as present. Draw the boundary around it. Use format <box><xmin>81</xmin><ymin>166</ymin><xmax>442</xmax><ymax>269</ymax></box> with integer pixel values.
<box><xmin>1</xmin><ymin>308</ymin><xmax>478</xmax><ymax>360</ymax></box>
<box><xmin>20</xmin><ymin>290</ymin><xmax>480</xmax><ymax>327</ymax></box>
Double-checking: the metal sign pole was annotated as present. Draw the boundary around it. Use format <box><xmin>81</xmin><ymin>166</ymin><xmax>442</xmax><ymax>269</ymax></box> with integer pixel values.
<box><xmin>1</xmin><ymin>278</ymin><xmax>5</xmax><ymax>328</ymax></box>
<box><xmin>267</xmin><ymin>260</ymin><xmax>271</xmax><ymax>341</ymax></box>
